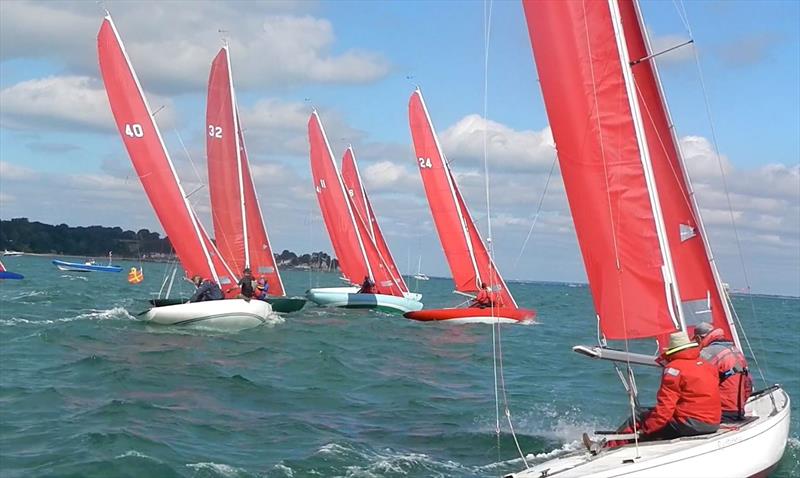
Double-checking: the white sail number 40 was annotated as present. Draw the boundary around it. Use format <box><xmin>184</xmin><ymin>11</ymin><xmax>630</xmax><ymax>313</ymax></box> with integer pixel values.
<box><xmin>208</xmin><ymin>125</ymin><xmax>223</xmax><ymax>138</ymax></box>
<box><xmin>418</xmin><ymin>157</ymin><xmax>432</xmax><ymax>168</ymax></box>
<box><xmin>124</xmin><ymin>123</ymin><xmax>144</xmax><ymax>138</ymax></box>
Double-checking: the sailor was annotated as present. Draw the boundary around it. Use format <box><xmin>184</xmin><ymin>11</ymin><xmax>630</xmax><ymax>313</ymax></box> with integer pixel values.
<box><xmin>236</xmin><ymin>267</ymin><xmax>256</xmax><ymax>300</ymax></box>
<box><xmin>189</xmin><ymin>275</ymin><xmax>224</xmax><ymax>302</ymax></box>
<box><xmin>591</xmin><ymin>331</ymin><xmax>721</xmax><ymax>451</ymax></box>
<box><xmin>253</xmin><ymin>278</ymin><xmax>269</xmax><ymax>301</ymax></box>
<box><xmin>471</xmin><ymin>282</ymin><xmax>494</xmax><ymax>308</ymax></box>
<box><xmin>358</xmin><ymin>276</ymin><xmax>375</xmax><ymax>294</ymax></box>
<box><xmin>693</xmin><ymin>322</ymin><xmax>753</xmax><ymax>421</ymax></box>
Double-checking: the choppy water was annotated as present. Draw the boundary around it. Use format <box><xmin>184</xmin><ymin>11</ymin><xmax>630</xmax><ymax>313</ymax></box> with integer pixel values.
<box><xmin>1</xmin><ymin>255</ymin><xmax>797</xmax><ymax>477</ymax></box>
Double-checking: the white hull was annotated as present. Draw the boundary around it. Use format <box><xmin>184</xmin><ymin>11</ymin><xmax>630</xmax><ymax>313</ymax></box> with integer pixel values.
<box><xmin>508</xmin><ymin>386</ymin><xmax>791</xmax><ymax>478</ymax></box>
<box><xmin>141</xmin><ymin>299</ymin><xmax>273</xmax><ymax>331</ymax></box>
<box><xmin>306</xmin><ymin>287</ymin><xmax>423</xmax><ymax>313</ymax></box>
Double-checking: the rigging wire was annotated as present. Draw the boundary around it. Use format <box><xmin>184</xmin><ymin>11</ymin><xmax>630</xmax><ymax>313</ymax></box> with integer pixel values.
<box><xmin>511</xmin><ymin>155</ymin><xmax>557</xmax><ymax>272</ymax></box>
<box><xmin>675</xmin><ymin>0</ymin><xmax>771</xmax><ymax>389</ymax></box>
<box><xmin>482</xmin><ymin>0</ymin><xmax>529</xmax><ymax>468</ymax></box>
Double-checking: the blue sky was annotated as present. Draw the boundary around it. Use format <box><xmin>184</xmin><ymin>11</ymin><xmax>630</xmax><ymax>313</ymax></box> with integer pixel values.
<box><xmin>1</xmin><ymin>0</ymin><xmax>798</xmax><ymax>295</ymax></box>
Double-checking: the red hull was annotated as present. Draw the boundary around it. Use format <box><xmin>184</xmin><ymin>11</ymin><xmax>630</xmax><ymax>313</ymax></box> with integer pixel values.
<box><xmin>404</xmin><ymin>307</ymin><xmax>536</xmax><ymax>323</ymax></box>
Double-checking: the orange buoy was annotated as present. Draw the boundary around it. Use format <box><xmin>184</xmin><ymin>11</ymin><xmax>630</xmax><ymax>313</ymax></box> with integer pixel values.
<box><xmin>127</xmin><ymin>267</ymin><xmax>143</xmax><ymax>284</ymax></box>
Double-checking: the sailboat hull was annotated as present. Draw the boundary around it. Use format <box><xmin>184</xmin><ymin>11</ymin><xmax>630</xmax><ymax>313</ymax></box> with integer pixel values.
<box><xmin>306</xmin><ymin>287</ymin><xmax>423</xmax><ymax>314</ymax></box>
<box><xmin>507</xmin><ymin>386</ymin><xmax>791</xmax><ymax>478</ymax></box>
<box><xmin>140</xmin><ymin>299</ymin><xmax>273</xmax><ymax>330</ymax></box>
<box><xmin>404</xmin><ymin>307</ymin><xmax>536</xmax><ymax>324</ymax></box>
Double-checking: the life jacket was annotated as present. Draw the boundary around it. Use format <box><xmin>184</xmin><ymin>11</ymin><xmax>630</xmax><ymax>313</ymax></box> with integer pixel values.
<box><xmin>641</xmin><ymin>346</ymin><xmax>721</xmax><ymax>435</ymax></box>
<box><xmin>699</xmin><ymin>329</ymin><xmax>752</xmax><ymax>417</ymax></box>
<box><xmin>127</xmin><ymin>267</ymin><xmax>143</xmax><ymax>284</ymax></box>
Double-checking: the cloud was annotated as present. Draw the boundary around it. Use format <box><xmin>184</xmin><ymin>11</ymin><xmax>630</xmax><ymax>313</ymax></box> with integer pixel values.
<box><xmin>0</xmin><ymin>161</ymin><xmax>38</xmax><ymax>181</ymax></box>
<box><xmin>362</xmin><ymin>161</ymin><xmax>417</xmax><ymax>191</ymax></box>
<box><xmin>0</xmin><ymin>76</ymin><xmax>176</xmax><ymax>133</ymax></box>
<box><xmin>25</xmin><ymin>142</ymin><xmax>82</xmax><ymax>154</ymax></box>
<box><xmin>439</xmin><ymin>115</ymin><xmax>555</xmax><ymax>172</ymax></box>
<box><xmin>0</xmin><ymin>1</ymin><xmax>390</xmax><ymax>95</ymax></box>
<box><xmin>717</xmin><ymin>33</ymin><xmax>778</xmax><ymax>67</ymax></box>
<box><xmin>647</xmin><ymin>31</ymin><xmax>695</xmax><ymax>65</ymax></box>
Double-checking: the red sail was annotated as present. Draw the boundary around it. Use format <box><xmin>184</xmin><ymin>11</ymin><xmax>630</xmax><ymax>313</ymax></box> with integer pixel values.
<box><xmin>408</xmin><ymin>89</ymin><xmax>516</xmax><ymax>307</ymax></box>
<box><xmin>98</xmin><ymin>16</ymin><xmax>236</xmax><ymax>289</ymax></box>
<box><xmin>340</xmin><ymin>147</ymin><xmax>409</xmax><ymax>293</ymax></box>
<box><xmin>206</xmin><ymin>46</ymin><xmax>284</xmax><ymax>295</ymax></box>
<box><xmin>308</xmin><ymin>112</ymin><xmax>403</xmax><ymax>296</ymax></box>
<box><xmin>619</xmin><ymin>1</ymin><xmax>733</xmax><ymax>341</ymax></box>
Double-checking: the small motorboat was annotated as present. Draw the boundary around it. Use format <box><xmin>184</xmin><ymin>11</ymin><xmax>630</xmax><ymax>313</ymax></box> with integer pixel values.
<box><xmin>52</xmin><ymin>259</ymin><xmax>122</xmax><ymax>273</ymax></box>
<box><xmin>2</xmin><ymin>250</ymin><xmax>24</xmax><ymax>257</ymax></box>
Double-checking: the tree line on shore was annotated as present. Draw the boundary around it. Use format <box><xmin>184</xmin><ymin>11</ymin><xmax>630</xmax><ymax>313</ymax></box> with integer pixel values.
<box><xmin>0</xmin><ymin>218</ymin><xmax>338</xmax><ymax>270</ymax></box>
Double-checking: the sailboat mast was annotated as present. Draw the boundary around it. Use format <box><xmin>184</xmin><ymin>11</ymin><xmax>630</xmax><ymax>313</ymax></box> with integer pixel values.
<box><xmin>631</xmin><ymin>1</ymin><xmax>741</xmax><ymax>349</ymax></box>
<box><xmin>225</xmin><ymin>45</ymin><xmax>250</xmax><ymax>270</ymax></box>
<box><xmin>608</xmin><ymin>0</ymin><xmax>685</xmax><ymax>333</ymax></box>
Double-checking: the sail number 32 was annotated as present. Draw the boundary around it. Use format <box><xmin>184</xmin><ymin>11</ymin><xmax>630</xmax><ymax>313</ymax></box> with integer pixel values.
<box><xmin>208</xmin><ymin>125</ymin><xmax>223</xmax><ymax>138</ymax></box>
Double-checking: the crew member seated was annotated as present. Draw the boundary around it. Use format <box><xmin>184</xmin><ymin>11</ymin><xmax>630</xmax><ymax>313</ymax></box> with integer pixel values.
<box><xmin>694</xmin><ymin>322</ymin><xmax>753</xmax><ymax>421</ymax></box>
<box><xmin>189</xmin><ymin>275</ymin><xmax>224</xmax><ymax>302</ymax></box>
<box><xmin>358</xmin><ymin>276</ymin><xmax>375</xmax><ymax>294</ymax></box>
<box><xmin>471</xmin><ymin>282</ymin><xmax>502</xmax><ymax>308</ymax></box>
<box><xmin>586</xmin><ymin>331</ymin><xmax>721</xmax><ymax>451</ymax></box>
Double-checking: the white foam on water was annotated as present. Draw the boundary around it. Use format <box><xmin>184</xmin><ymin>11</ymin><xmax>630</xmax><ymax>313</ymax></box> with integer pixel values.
<box><xmin>315</xmin><ymin>442</ymin><xmax>466</xmax><ymax>477</ymax></box>
<box><xmin>0</xmin><ymin>306</ymin><xmax>134</xmax><ymax>326</ymax></box>
<box><xmin>270</xmin><ymin>463</ymin><xmax>294</xmax><ymax>477</ymax></box>
<box><xmin>185</xmin><ymin>462</ymin><xmax>248</xmax><ymax>477</ymax></box>
<box><xmin>60</xmin><ymin>274</ymin><xmax>89</xmax><ymax>281</ymax></box>
<box><xmin>115</xmin><ymin>450</ymin><xmax>160</xmax><ymax>461</ymax></box>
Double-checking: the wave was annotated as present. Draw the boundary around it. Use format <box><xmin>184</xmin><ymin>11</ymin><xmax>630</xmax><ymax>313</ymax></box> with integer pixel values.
<box><xmin>185</xmin><ymin>461</ymin><xmax>252</xmax><ymax>477</ymax></box>
<box><xmin>0</xmin><ymin>306</ymin><xmax>134</xmax><ymax>326</ymax></box>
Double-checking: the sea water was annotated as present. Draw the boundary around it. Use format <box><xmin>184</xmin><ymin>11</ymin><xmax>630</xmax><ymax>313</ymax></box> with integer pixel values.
<box><xmin>1</xmin><ymin>255</ymin><xmax>797</xmax><ymax>477</ymax></box>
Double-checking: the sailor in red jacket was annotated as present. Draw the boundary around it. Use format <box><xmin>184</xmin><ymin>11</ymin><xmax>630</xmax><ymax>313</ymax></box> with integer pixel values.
<box><xmin>638</xmin><ymin>330</ymin><xmax>721</xmax><ymax>440</ymax></box>
<box><xmin>693</xmin><ymin>322</ymin><xmax>753</xmax><ymax>421</ymax></box>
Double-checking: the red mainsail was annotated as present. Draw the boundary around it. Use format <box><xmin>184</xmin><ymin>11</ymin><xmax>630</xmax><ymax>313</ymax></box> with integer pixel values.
<box><xmin>308</xmin><ymin>112</ymin><xmax>403</xmax><ymax>296</ymax></box>
<box><xmin>340</xmin><ymin>147</ymin><xmax>409</xmax><ymax>293</ymax></box>
<box><xmin>523</xmin><ymin>0</ymin><xmax>735</xmax><ymax>342</ymax></box>
<box><xmin>98</xmin><ymin>16</ymin><xmax>236</xmax><ymax>289</ymax></box>
<box><xmin>408</xmin><ymin>89</ymin><xmax>516</xmax><ymax>307</ymax></box>
<box><xmin>206</xmin><ymin>46</ymin><xmax>284</xmax><ymax>295</ymax></box>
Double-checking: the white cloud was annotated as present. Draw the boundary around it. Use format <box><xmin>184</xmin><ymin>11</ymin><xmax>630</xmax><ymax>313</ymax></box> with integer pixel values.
<box><xmin>0</xmin><ymin>161</ymin><xmax>38</xmax><ymax>181</ymax></box>
<box><xmin>0</xmin><ymin>1</ymin><xmax>389</xmax><ymax>95</ymax></box>
<box><xmin>0</xmin><ymin>76</ymin><xmax>176</xmax><ymax>133</ymax></box>
<box><xmin>362</xmin><ymin>161</ymin><xmax>417</xmax><ymax>190</ymax></box>
<box><xmin>439</xmin><ymin>115</ymin><xmax>555</xmax><ymax>172</ymax></box>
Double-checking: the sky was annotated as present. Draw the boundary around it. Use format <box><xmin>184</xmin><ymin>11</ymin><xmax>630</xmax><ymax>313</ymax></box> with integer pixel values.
<box><xmin>0</xmin><ymin>0</ymin><xmax>798</xmax><ymax>296</ymax></box>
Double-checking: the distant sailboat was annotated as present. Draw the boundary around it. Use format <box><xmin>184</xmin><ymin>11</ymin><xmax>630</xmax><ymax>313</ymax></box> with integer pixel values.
<box><xmin>508</xmin><ymin>1</ymin><xmax>790</xmax><ymax>476</ymax></box>
<box><xmin>206</xmin><ymin>44</ymin><xmax>305</xmax><ymax>313</ymax></box>
<box><xmin>98</xmin><ymin>14</ymin><xmax>272</xmax><ymax>329</ymax></box>
<box><xmin>404</xmin><ymin>89</ymin><xmax>535</xmax><ymax>324</ymax></box>
<box><xmin>306</xmin><ymin>111</ymin><xmax>423</xmax><ymax>313</ymax></box>
<box><xmin>413</xmin><ymin>256</ymin><xmax>430</xmax><ymax>281</ymax></box>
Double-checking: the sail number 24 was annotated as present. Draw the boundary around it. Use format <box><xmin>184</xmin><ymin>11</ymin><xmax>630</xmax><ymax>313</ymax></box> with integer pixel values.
<box><xmin>418</xmin><ymin>157</ymin><xmax>432</xmax><ymax>168</ymax></box>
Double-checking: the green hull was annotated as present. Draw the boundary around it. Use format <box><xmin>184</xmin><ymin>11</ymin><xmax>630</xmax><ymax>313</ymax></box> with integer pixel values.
<box><xmin>266</xmin><ymin>297</ymin><xmax>306</xmax><ymax>313</ymax></box>
<box><xmin>149</xmin><ymin>297</ymin><xmax>306</xmax><ymax>313</ymax></box>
